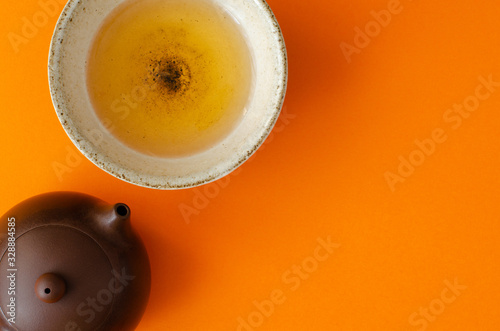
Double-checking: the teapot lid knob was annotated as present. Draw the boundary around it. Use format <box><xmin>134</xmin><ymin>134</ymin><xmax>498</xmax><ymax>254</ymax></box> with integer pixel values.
<box><xmin>35</xmin><ymin>273</ymin><xmax>66</xmax><ymax>303</ymax></box>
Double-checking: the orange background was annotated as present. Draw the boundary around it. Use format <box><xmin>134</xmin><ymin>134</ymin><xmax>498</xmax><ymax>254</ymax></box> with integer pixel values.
<box><xmin>1</xmin><ymin>0</ymin><xmax>500</xmax><ymax>330</ymax></box>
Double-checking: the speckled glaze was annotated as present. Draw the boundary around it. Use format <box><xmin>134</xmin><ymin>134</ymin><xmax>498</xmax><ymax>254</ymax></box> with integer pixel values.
<box><xmin>48</xmin><ymin>0</ymin><xmax>288</xmax><ymax>189</ymax></box>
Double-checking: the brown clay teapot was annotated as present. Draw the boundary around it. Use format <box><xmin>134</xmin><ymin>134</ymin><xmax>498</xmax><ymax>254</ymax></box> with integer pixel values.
<box><xmin>0</xmin><ymin>192</ymin><xmax>151</xmax><ymax>331</ymax></box>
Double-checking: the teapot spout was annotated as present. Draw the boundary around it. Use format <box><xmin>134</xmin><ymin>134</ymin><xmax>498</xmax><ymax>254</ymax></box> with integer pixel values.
<box><xmin>99</xmin><ymin>203</ymin><xmax>132</xmax><ymax>233</ymax></box>
<box><xmin>114</xmin><ymin>203</ymin><xmax>131</xmax><ymax>220</ymax></box>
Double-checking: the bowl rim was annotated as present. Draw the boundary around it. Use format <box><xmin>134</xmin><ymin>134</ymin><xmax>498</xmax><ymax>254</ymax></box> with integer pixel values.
<box><xmin>48</xmin><ymin>0</ymin><xmax>288</xmax><ymax>190</ymax></box>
